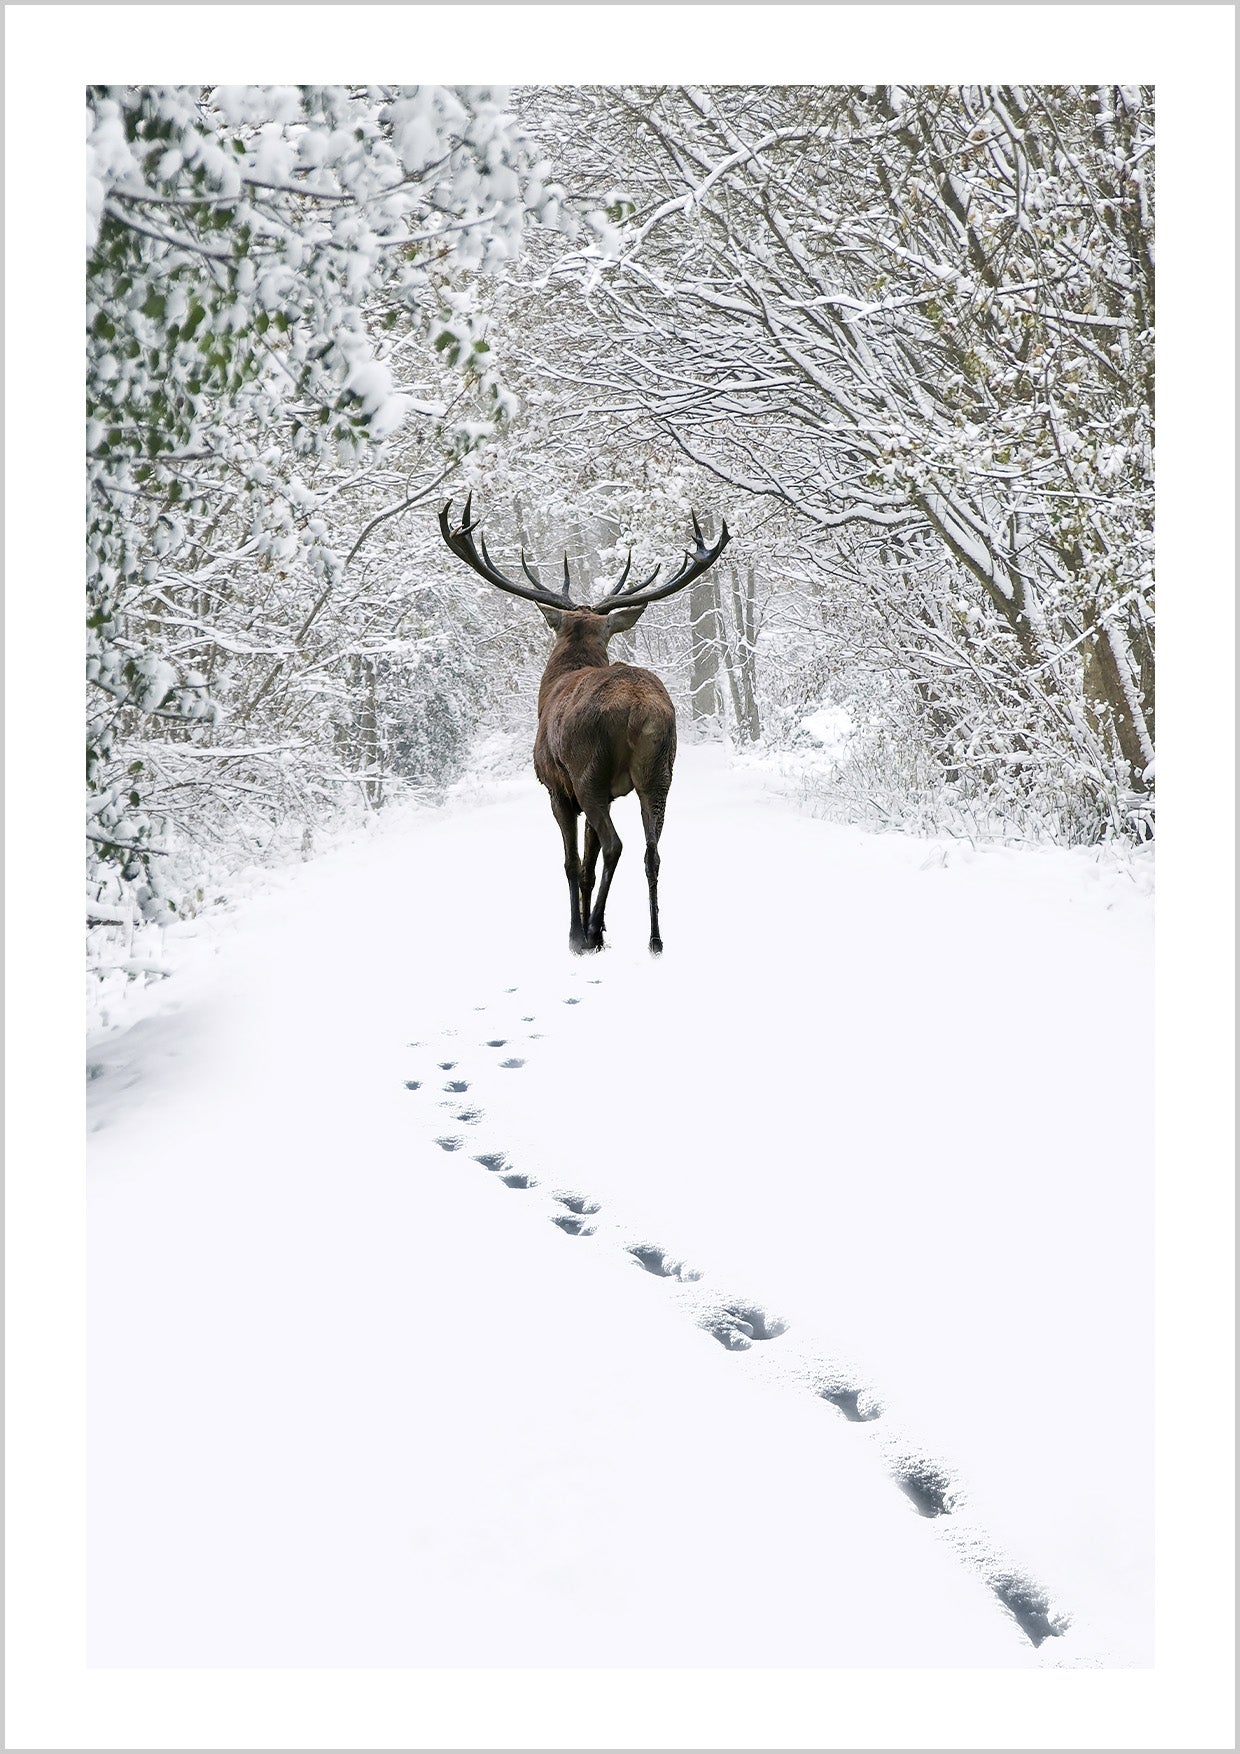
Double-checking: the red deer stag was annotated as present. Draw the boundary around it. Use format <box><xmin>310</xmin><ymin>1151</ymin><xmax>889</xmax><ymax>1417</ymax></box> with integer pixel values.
<box><xmin>438</xmin><ymin>495</ymin><xmax>730</xmax><ymax>954</ymax></box>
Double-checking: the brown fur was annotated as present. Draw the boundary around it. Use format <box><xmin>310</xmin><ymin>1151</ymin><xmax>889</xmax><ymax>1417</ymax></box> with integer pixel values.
<box><xmin>437</xmin><ymin>497</ymin><xmax>731</xmax><ymax>953</ymax></box>
<box><xmin>531</xmin><ymin>609</ymin><xmax>676</xmax><ymax>953</ymax></box>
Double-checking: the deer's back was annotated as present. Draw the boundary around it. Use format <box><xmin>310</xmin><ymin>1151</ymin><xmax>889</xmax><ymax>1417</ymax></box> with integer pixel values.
<box><xmin>535</xmin><ymin>663</ymin><xmax>676</xmax><ymax>802</ymax></box>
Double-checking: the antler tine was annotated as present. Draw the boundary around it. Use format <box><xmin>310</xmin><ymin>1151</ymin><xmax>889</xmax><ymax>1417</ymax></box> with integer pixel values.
<box><xmin>476</xmin><ymin>528</ymin><xmax>505</xmax><ymax>578</ymax></box>
<box><xmin>601</xmin><ymin>512</ymin><xmax>731</xmax><ymax>612</ymax></box>
<box><xmin>605</xmin><ymin>562</ymin><xmax>661</xmax><ymax>605</ymax></box>
<box><xmin>604</xmin><ymin>549</ymin><xmax>633</xmax><ymax>598</ymax></box>
<box><xmin>596</xmin><ymin>549</ymin><xmax>664</xmax><ymax>608</ymax></box>
<box><xmin>561</xmin><ymin>552</ymin><xmax>573</xmax><ymax>604</ymax></box>
<box><xmin>438</xmin><ymin>498</ymin><xmax>582</xmax><ymax>611</ymax></box>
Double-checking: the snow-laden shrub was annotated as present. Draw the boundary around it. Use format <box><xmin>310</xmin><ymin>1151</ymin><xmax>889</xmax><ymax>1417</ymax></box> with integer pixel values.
<box><xmin>378</xmin><ymin>647</ymin><xmax>478</xmax><ymax>789</ymax></box>
<box><xmin>86</xmin><ymin>82</ymin><xmax>565</xmax><ymax>922</ymax></box>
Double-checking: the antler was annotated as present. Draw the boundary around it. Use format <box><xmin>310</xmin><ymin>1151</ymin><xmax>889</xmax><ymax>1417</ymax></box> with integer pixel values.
<box><xmin>599</xmin><ymin>510</ymin><xmax>731</xmax><ymax>613</ymax></box>
<box><xmin>439</xmin><ymin>497</ymin><xmax>732</xmax><ymax>616</ymax></box>
<box><xmin>438</xmin><ymin>493</ymin><xmax>578</xmax><ymax>611</ymax></box>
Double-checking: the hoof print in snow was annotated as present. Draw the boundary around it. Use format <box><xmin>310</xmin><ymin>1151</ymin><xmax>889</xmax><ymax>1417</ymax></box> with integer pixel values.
<box><xmin>404</xmin><ymin>1080</ymin><xmax>422</xmax><ymax>1092</ymax></box>
<box><xmin>499</xmin><ymin>1058</ymin><xmax>526</xmax><ymax>1069</ymax></box>
<box><xmin>436</xmin><ymin>1136</ymin><xmax>465</xmax><ymax>1153</ymax></box>
<box><xmin>500</xmin><ymin>1171</ymin><xmax>535</xmax><ymax>1189</ymax></box>
<box><xmin>892</xmin><ymin>1457</ymin><xmax>955</xmax><ymax>1518</ymax></box>
<box><xmin>991</xmin><ymin>1575</ymin><xmax>1068</xmax><ymax>1647</ymax></box>
<box><xmin>563</xmin><ymin>997</ymin><xmax>581</xmax><ymax>1005</ymax></box>
<box><xmin>554</xmin><ymin>1193</ymin><xmax>601</xmax><ymax>1216</ymax></box>
<box><xmin>504</xmin><ymin>986</ymin><xmax>518</xmax><ymax>993</ymax></box>
<box><xmin>629</xmin><ymin>1245</ymin><xmax>702</xmax><ymax>1282</ymax></box>
<box><xmin>703</xmin><ymin>1304</ymin><xmax>787</xmax><ymax>1350</ymax></box>
<box><xmin>485</xmin><ymin>1039</ymin><xmax>507</xmax><ymax>1048</ymax></box>
<box><xmin>455</xmin><ymin>1107</ymin><xmax>483</xmax><ymax>1124</ymax></box>
<box><xmin>473</xmin><ymin>1152</ymin><xmax>507</xmax><ymax>1172</ymax></box>
<box><xmin>819</xmin><ymin>1386</ymin><xmax>882</xmax><ymax>1423</ymax></box>
<box><xmin>443</xmin><ymin>1078</ymin><xmax>469</xmax><ymax>1093</ymax></box>
<box><xmin>551</xmin><ymin>1213</ymin><xmax>595</xmax><ymax>1236</ymax></box>
<box><xmin>437</xmin><ymin>1061</ymin><xmax>457</xmax><ymax>1071</ymax></box>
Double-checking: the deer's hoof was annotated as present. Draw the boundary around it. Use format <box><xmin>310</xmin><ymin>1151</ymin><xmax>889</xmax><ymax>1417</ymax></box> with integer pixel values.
<box><xmin>649</xmin><ymin>938</ymin><xmax>664</xmax><ymax>956</ymax></box>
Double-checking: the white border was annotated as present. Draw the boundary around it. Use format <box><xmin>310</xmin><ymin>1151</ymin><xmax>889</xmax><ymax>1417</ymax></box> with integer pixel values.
<box><xmin>5</xmin><ymin>6</ymin><xmax>1235</xmax><ymax>1749</ymax></box>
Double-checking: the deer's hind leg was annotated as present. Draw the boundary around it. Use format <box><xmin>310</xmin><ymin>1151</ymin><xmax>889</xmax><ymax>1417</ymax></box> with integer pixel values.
<box><xmin>637</xmin><ymin>787</ymin><xmax>668</xmax><ymax>955</ymax></box>
<box><xmin>579</xmin><ymin>789</ymin><xmax>622</xmax><ymax>952</ymax></box>
<box><xmin>548</xmin><ymin>789</ymin><xmax>587</xmax><ymax>953</ymax></box>
<box><xmin>580</xmin><ymin>821</ymin><xmax>601</xmax><ymax>932</ymax></box>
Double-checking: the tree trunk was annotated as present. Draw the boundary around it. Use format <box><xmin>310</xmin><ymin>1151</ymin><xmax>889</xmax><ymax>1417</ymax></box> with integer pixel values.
<box><xmin>688</xmin><ymin>570</ymin><xmax>722</xmax><ymax>727</ymax></box>
<box><xmin>733</xmin><ymin>562</ymin><xmax>761</xmax><ymax>741</ymax></box>
<box><xmin>718</xmin><ymin>623</ymin><xmax>746</xmax><ymax>739</ymax></box>
<box><xmin>355</xmin><ymin>654</ymin><xmax>383</xmax><ymax>808</ymax></box>
<box><xmin>1081</xmin><ymin>610</ymin><xmax>1154</xmax><ymax>788</ymax></box>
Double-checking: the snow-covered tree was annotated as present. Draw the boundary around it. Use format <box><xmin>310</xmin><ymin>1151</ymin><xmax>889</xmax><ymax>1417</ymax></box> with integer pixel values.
<box><xmin>500</xmin><ymin>84</ymin><xmax>1154</xmax><ymax>840</ymax></box>
<box><xmin>86</xmin><ymin>79</ymin><xmax>1157</xmax><ymax>989</ymax></box>
<box><xmin>86</xmin><ymin>83</ymin><xmax>558</xmax><ymax>914</ymax></box>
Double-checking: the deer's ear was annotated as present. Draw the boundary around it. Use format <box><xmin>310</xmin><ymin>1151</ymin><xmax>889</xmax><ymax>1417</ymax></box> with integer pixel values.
<box><xmin>537</xmin><ymin>603</ymin><xmax>565</xmax><ymax>631</ymax></box>
<box><xmin>604</xmin><ymin>603</ymin><xmax>646</xmax><ymax>637</ymax></box>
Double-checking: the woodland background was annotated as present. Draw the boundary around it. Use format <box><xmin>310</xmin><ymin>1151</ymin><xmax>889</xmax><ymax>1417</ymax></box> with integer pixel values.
<box><xmin>86</xmin><ymin>83</ymin><xmax>1155</xmax><ymax>961</ymax></box>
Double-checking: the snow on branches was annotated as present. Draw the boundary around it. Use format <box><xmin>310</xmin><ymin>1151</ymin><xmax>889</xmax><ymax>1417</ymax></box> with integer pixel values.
<box><xmin>86</xmin><ymin>84</ymin><xmax>560</xmax><ymax>920</ymax></box>
<box><xmin>512</xmin><ymin>84</ymin><xmax>1154</xmax><ymax>842</ymax></box>
<box><xmin>86</xmin><ymin>82</ymin><xmax>1157</xmax><ymax>984</ymax></box>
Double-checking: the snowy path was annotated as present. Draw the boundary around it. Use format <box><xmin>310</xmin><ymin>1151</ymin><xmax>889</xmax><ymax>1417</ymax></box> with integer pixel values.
<box><xmin>87</xmin><ymin>748</ymin><xmax>1153</xmax><ymax>1667</ymax></box>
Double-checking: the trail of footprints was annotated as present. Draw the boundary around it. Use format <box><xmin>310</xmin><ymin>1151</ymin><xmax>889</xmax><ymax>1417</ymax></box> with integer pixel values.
<box><xmin>403</xmin><ymin>975</ymin><xmax>1068</xmax><ymax>1653</ymax></box>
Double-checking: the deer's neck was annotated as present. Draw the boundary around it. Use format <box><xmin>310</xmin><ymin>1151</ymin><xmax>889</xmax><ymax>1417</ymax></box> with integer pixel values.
<box><xmin>538</xmin><ymin>633</ymin><xmax>610</xmax><ymax>712</ymax></box>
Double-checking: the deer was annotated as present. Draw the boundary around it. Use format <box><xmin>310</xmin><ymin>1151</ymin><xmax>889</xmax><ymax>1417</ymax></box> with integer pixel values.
<box><xmin>438</xmin><ymin>494</ymin><xmax>731</xmax><ymax>955</ymax></box>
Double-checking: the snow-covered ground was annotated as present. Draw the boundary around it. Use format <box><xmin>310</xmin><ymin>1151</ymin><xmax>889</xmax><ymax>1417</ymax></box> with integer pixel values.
<box><xmin>86</xmin><ymin>746</ymin><xmax>1154</xmax><ymax>1667</ymax></box>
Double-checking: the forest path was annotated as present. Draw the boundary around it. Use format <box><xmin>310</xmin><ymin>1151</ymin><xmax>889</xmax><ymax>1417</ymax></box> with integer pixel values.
<box><xmin>86</xmin><ymin>747</ymin><xmax>1153</xmax><ymax>1667</ymax></box>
